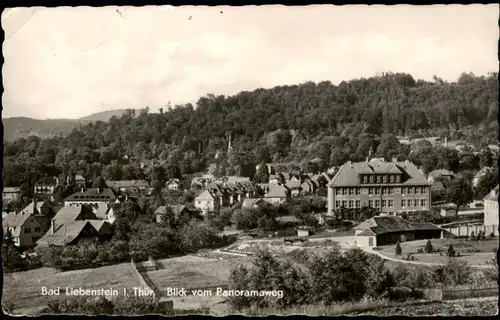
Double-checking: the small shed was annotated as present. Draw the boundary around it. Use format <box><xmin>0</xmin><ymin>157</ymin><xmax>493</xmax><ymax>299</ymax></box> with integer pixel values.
<box><xmin>297</xmin><ymin>229</ymin><xmax>310</xmax><ymax>237</ymax></box>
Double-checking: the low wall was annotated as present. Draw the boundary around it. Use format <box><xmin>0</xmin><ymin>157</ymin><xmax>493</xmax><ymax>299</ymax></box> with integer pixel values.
<box><xmin>443</xmin><ymin>224</ymin><xmax>499</xmax><ymax>237</ymax></box>
<box><xmin>442</xmin><ymin>286</ymin><xmax>499</xmax><ymax>300</ymax></box>
<box><xmin>129</xmin><ymin>259</ymin><xmax>156</xmax><ymax>296</ymax></box>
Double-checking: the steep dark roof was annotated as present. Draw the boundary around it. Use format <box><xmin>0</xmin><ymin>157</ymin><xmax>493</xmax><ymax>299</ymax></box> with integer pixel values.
<box><xmin>64</xmin><ymin>188</ymin><xmax>116</xmax><ymax>202</ymax></box>
<box><xmin>52</xmin><ymin>206</ymin><xmax>98</xmax><ymax>224</ymax></box>
<box><xmin>165</xmin><ymin>179</ymin><xmax>180</xmax><ymax>186</ymax></box>
<box><xmin>265</xmin><ymin>185</ymin><xmax>289</xmax><ymax>198</ymax></box>
<box><xmin>412</xmin><ymin>222</ymin><xmax>442</xmax><ymax>231</ymax></box>
<box><xmin>330</xmin><ymin>160</ymin><xmax>430</xmax><ymax>187</ymax></box>
<box><xmin>37</xmin><ymin>221</ymin><xmax>97</xmax><ymax>246</ymax></box>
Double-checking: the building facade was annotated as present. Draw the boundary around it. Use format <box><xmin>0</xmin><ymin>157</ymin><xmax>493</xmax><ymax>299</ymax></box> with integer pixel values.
<box><xmin>483</xmin><ymin>185</ymin><xmax>499</xmax><ymax>235</ymax></box>
<box><xmin>354</xmin><ymin>216</ymin><xmax>443</xmax><ymax>247</ymax></box>
<box><xmin>194</xmin><ymin>190</ymin><xmax>219</xmax><ymax>214</ymax></box>
<box><xmin>327</xmin><ymin>159</ymin><xmax>431</xmax><ymax>217</ymax></box>
<box><xmin>34</xmin><ymin>176</ymin><xmax>59</xmax><ymax>196</ymax></box>
<box><xmin>2</xmin><ymin>187</ymin><xmax>20</xmax><ymax>202</ymax></box>
<box><xmin>2</xmin><ymin>201</ymin><xmax>51</xmax><ymax>248</ymax></box>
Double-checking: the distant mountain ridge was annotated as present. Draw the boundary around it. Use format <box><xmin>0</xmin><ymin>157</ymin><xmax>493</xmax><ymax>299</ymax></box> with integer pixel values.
<box><xmin>78</xmin><ymin>109</ymin><xmax>132</xmax><ymax>121</ymax></box>
<box><xmin>2</xmin><ymin>109</ymin><xmax>133</xmax><ymax>141</ymax></box>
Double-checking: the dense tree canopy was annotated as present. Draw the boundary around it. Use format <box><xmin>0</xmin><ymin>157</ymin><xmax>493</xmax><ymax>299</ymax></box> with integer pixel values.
<box><xmin>3</xmin><ymin>72</ymin><xmax>498</xmax><ymax>189</ymax></box>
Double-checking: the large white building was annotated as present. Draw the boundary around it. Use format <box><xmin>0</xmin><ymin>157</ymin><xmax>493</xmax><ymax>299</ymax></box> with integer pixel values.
<box><xmin>327</xmin><ymin>159</ymin><xmax>431</xmax><ymax>217</ymax></box>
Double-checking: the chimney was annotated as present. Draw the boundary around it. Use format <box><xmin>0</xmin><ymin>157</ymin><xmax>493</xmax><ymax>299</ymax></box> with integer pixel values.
<box><xmin>81</xmin><ymin>188</ymin><xmax>84</xmax><ymax>193</ymax></box>
<box><xmin>51</xmin><ymin>220</ymin><xmax>55</xmax><ymax>234</ymax></box>
<box><xmin>97</xmin><ymin>187</ymin><xmax>101</xmax><ymax>194</ymax></box>
<box><xmin>444</xmin><ymin>136</ymin><xmax>448</xmax><ymax>148</ymax></box>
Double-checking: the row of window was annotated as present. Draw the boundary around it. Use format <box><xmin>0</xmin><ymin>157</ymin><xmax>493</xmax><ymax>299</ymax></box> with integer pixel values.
<box><xmin>335</xmin><ymin>186</ymin><xmax>428</xmax><ymax>196</ymax></box>
<box><xmin>335</xmin><ymin>198</ymin><xmax>428</xmax><ymax>209</ymax></box>
<box><xmin>361</xmin><ymin>174</ymin><xmax>402</xmax><ymax>184</ymax></box>
<box><xmin>24</xmin><ymin>227</ymin><xmax>42</xmax><ymax>234</ymax></box>
<box><xmin>401</xmin><ymin>199</ymin><xmax>428</xmax><ymax>207</ymax></box>
<box><xmin>336</xmin><ymin>200</ymin><xmax>362</xmax><ymax>208</ymax></box>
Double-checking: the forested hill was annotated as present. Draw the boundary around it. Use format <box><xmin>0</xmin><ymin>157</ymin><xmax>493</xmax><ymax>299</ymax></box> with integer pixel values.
<box><xmin>2</xmin><ymin>109</ymin><xmax>133</xmax><ymax>141</ymax></box>
<box><xmin>3</xmin><ymin>72</ymin><xmax>499</xmax><ymax>187</ymax></box>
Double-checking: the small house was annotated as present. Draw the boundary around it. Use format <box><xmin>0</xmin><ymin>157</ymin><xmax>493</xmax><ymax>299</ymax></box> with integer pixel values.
<box><xmin>34</xmin><ymin>177</ymin><xmax>59</xmax><ymax>196</ymax></box>
<box><xmin>194</xmin><ymin>190</ymin><xmax>219</xmax><ymax>214</ymax></box>
<box><xmin>354</xmin><ymin>216</ymin><xmax>443</xmax><ymax>247</ymax></box>
<box><xmin>165</xmin><ymin>179</ymin><xmax>181</xmax><ymax>191</ymax></box>
<box><xmin>264</xmin><ymin>185</ymin><xmax>290</xmax><ymax>205</ymax></box>
<box><xmin>2</xmin><ymin>187</ymin><xmax>20</xmax><ymax>202</ymax></box>
<box><xmin>155</xmin><ymin>205</ymin><xmax>193</xmax><ymax>223</ymax></box>
<box><xmin>2</xmin><ymin>201</ymin><xmax>51</xmax><ymax>248</ymax></box>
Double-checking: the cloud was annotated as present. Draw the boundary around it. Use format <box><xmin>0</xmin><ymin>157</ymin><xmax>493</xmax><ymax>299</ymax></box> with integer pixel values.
<box><xmin>2</xmin><ymin>4</ymin><xmax>498</xmax><ymax>119</ymax></box>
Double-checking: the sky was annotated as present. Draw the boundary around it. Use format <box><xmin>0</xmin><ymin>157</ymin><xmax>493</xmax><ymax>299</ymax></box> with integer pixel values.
<box><xmin>2</xmin><ymin>5</ymin><xmax>498</xmax><ymax>119</ymax></box>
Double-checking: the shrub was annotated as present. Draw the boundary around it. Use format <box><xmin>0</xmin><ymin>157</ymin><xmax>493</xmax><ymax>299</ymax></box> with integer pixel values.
<box><xmin>425</xmin><ymin>240</ymin><xmax>433</xmax><ymax>253</ymax></box>
<box><xmin>382</xmin><ymin>287</ymin><xmax>414</xmax><ymax>302</ymax></box>
<box><xmin>417</xmin><ymin>248</ymin><xmax>423</xmax><ymax>253</ymax></box>
<box><xmin>478</xmin><ymin>231</ymin><xmax>486</xmax><ymax>240</ymax></box>
<box><xmin>395</xmin><ymin>241</ymin><xmax>402</xmax><ymax>256</ymax></box>
<box><xmin>447</xmin><ymin>244</ymin><xmax>455</xmax><ymax>257</ymax></box>
<box><xmin>227</xmin><ymin>248</ymin><xmax>310</xmax><ymax>311</ymax></box>
<box><xmin>470</xmin><ymin>231</ymin><xmax>476</xmax><ymax>241</ymax></box>
<box><xmin>441</xmin><ymin>258</ymin><xmax>472</xmax><ymax>286</ymax></box>
<box><xmin>391</xmin><ymin>264</ymin><xmax>434</xmax><ymax>289</ymax></box>
<box><xmin>489</xmin><ymin>232</ymin><xmax>495</xmax><ymax>238</ymax></box>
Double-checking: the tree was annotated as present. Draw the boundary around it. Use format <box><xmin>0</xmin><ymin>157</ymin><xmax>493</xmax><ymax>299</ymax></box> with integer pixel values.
<box><xmin>445</xmin><ymin>177</ymin><xmax>473</xmax><ymax>215</ymax></box>
<box><xmin>395</xmin><ymin>241</ymin><xmax>402</xmax><ymax>256</ymax></box>
<box><xmin>254</xmin><ymin>161</ymin><xmax>270</xmax><ymax>183</ymax></box>
<box><xmin>2</xmin><ymin>230</ymin><xmax>26</xmax><ymax>272</ymax></box>
<box><xmin>227</xmin><ymin>248</ymin><xmax>310</xmax><ymax>311</ymax></box>
<box><xmin>424</xmin><ymin>240</ymin><xmax>433</xmax><ymax>253</ymax></box>
<box><xmin>474</xmin><ymin>169</ymin><xmax>497</xmax><ymax>199</ymax></box>
<box><xmin>92</xmin><ymin>176</ymin><xmax>108</xmax><ymax>189</ymax></box>
<box><xmin>479</xmin><ymin>148</ymin><xmax>494</xmax><ymax>168</ymax></box>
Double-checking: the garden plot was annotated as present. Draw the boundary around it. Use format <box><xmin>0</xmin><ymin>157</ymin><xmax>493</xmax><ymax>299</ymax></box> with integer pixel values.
<box><xmin>377</xmin><ymin>238</ymin><xmax>498</xmax><ymax>265</ymax></box>
<box><xmin>3</xmin><ymin>263</ymin><xmax>141</xmax><ymax>310</ymax></box>
<box><xmin>147</xmin><ymin>256</ymin><xmax>252</xmax><ymax>292</ymax></box>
